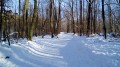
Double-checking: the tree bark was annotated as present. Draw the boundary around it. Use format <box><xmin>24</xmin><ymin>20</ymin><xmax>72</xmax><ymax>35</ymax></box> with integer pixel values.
<box><xmin>57</xmin><ymin>0</ymin><xmax>61</xmax><ymax>34</ymax></box>
<box><xmin>71</xmin><ymin>0</ymin><xmax>75</xmax><ymax>34</ymax></box>
<box><xmin>87</xmin><ymin>0</ymin><xmax>91</xmax><ymax>36</ymax></box>
<box><xmin>80</xmin><ymin>0</ymin><xmax>82</xmax><ymax>36</ymax></box>
<box><xmin>28</xmin><ymin>0</ymin><xmax>37</xmax><ymax>40</ymax></box>
<box><xmin>102</xmin><ymin>0</ymin><xmax>107</xmax><ymax>39</ymax></box>
<box><xmin>23</xmin><ymin>0</ymin><xmax>29</xmax><ymax>38</ymax></box>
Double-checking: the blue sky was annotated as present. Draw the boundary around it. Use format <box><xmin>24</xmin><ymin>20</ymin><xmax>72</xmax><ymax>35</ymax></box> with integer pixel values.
<box><xmin>11</xmin><ymin>0</ymin><xmax>33</xmax><ymax>13</ymax></box>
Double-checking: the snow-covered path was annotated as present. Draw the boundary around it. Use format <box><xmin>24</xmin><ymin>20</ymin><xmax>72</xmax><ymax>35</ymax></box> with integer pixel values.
<box><xmin>61</xmin><ymin>36</ymin><xmax>120</xmax><ymax>67</ymax></box>
<box><xmin>0</xmin><ymin>34</ymin><xmax>72</xmax><ymax>67</ymax></box>
<box><xmin>0</xmin><ymin>33</ymin><xmax>120</xmax><ymax>67</ymax></box>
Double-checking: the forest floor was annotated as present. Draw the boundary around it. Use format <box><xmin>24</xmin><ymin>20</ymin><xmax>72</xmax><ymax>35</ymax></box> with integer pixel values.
<box><xmin>0</xmin><ymin>32</ymin><xmax>120</xmax><ymax>67</ymax></box>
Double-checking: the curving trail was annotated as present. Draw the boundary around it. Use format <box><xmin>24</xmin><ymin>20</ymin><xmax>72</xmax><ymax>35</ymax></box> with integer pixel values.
<box><xmin>0</xmin><ymin>34</ymin><xmax>72</xmax><ymax>67</ymax></box>
<box><xmin>0</xmin><ymin>33</ymin><xmax>120</xmax><ymax>67</ymax></box>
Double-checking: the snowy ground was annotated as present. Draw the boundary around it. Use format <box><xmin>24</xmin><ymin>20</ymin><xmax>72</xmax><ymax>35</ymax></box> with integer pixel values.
<box><xmin>0</xmin><ymin>32</ymin><xmax>120</xmax><ymax>67</ymax></box>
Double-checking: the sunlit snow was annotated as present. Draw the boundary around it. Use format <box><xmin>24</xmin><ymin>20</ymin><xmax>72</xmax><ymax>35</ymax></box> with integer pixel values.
<box><xmin>0</xmin><ymin>32</ymin><xmax>120</xmax><ymax>67</ymax></box>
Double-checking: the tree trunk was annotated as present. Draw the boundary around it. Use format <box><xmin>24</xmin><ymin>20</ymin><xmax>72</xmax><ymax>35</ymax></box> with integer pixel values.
<box><xmin>49</xmin><ymin>0</ymin><xmax>55</xmax><ymax>38</ymax></box>
<box><xmin>23</xmin><ymin>0</ymin><xmax>29</xmax><ymax>38</ymax></box>
<box><xmin>28</xmin><ymin>0</ymin><xmax>37</xmax><ymax>40</ymax></box>
<box><xmin>0</xmin><ymin>0</ymin><xmax>3</xmax><ymax>33</ymax></box>
<box><xmin>108</xmin><ymin>0</ymin><xmax>112</xmax><ymax>33</ymax></box>
<box><xmin>87</xmin><ymin>0</ymin><xmax>91</xmax><ymax>36</ymax></box>
<box><xmin>18</xmin><ymin>0</ymin><xmax>21</xmax><ymax>38</ymax></box>
<box><xmin>71</xmin><ymin>0</ymin><xmax>75</xmax><ymax>34</ymax></box>
<box><xmin>102</xmin><ymin>0</ymin><xmax>107</xmax><ymax>39</ymax></box>
<box><xmin>93</xmin><ymin>1</ymin><xmax>97</xmax><ymax>34</ymax></box>
<box><xmin>57</xmin><ymin>0</ymin><xmax>61</xmax><ymax>34</ymax></box>
<box><xmin>80</xmin><ymin>0</ymin><xmax>82</xmax><ymax>36</ymax></box>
